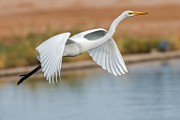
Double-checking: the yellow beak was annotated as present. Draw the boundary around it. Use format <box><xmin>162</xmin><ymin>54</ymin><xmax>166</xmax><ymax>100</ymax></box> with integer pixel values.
<box><xmin>133</xmin><ymin>11</ymin><xmax>149</xmax><ymax>15</ymax></box>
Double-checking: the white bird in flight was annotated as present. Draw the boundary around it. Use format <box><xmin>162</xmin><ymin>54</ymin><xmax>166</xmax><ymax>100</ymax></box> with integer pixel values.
<box><xmin>17</xmin><ymin>10</ymin><xmax>148</xmax><ymax>85</ymax></box>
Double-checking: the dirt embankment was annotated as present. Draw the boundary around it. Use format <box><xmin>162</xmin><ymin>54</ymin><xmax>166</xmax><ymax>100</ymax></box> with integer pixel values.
<box><xmin>1</xmin><ymin>50</ymin><xmax>180</xmax><ymax>78</ymax></box>
<box><xmin>0</xmin><ymin>0</ymin><xmax>179</xmax><ymax>38</ymax></box>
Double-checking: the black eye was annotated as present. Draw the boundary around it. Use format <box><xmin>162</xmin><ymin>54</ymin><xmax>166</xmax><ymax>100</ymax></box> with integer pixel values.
<box><xmin>128</xmin><ymin>12</ymin><xmax>134</xmax><ymax>15</ymax></box>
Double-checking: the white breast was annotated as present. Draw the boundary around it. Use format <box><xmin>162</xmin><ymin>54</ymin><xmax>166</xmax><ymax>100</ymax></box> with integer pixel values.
<box><xmin>63</xmin><ymin>42</ymin><xmax>81</xmax><ymax>57</ymax></box>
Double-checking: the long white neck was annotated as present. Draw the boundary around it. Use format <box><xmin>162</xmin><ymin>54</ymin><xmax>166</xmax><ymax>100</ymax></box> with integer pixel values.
<box><xmin>91</xmin><ymin>13</ymin><xmax>127</xmax><ymax>49</ymax></box>
<box><xmin>108</xmin><ymin>13</ymin><xmax>127</xmax><ymax>37</ymax></box>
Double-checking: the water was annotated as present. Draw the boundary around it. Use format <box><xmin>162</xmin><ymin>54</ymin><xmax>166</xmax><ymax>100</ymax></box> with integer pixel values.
<box><xmin>0</xmin><ymin>59</ymin><xmax>180</xmax><ymax>120</ymax></box>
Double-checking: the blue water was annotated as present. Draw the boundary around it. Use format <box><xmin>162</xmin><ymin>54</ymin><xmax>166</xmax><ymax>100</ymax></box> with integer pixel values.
<box><xmin>0</xmin><ymin>59</ymin><xmax>180</xmax><ymax>120</ymax></box>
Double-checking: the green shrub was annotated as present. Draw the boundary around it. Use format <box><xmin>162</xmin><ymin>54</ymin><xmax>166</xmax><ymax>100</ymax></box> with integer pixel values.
<box><xmin>0</xmin><ymin>29</ymin><xmax>179</xmax><ymax>69</ymax></box>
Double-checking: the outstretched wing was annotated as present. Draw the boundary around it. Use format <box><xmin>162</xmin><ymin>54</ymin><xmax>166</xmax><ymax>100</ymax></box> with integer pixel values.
<box><xmin>36</xmin><ymin>32</ymin><xmax>71</xmax><ymax>84</ymax></box>
<box><xmin>87</xmin><ymin>31</ymin><xmax>128</xmax><ymax>76</ymax></box>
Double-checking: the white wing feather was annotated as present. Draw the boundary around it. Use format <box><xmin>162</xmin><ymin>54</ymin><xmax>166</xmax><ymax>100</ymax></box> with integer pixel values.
<box><xmin>36</xmin><ymin>32</ymin><xmax>70</xmax><ymax>83</ymax></box>
<box><xmin>88</xmin><ymin>39</ymin><xmax>128</xmax><ymax>76</ymax></box>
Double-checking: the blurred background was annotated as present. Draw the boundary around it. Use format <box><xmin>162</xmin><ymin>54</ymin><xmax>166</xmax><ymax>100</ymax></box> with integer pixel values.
<box><xmin>0</xmin><ymin>0</ymin><xmax>180</xmax><ymax>120</ymax></box>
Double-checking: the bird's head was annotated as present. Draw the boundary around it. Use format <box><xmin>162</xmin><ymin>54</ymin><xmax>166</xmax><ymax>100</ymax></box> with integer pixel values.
<box><xmin>108</xmin><ymin>10</ymin><xmax>148</xmax><ymax>36</ymax></box>
<box><xmin>123</xmin><ymin>10</ymin><xmax>148</xmax><ymax>18</ymax></box>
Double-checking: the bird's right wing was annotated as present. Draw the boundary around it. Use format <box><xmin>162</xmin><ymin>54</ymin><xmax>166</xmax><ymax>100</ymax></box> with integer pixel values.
<box><xmin>88</xmin><ymin>39</ymin><xmax>128</xmax><ymax>76</ymax></box>
<box><xmin>36</xmin><ymin>32</ymin><xmax>70</xmax><ymax>84</ymax></box>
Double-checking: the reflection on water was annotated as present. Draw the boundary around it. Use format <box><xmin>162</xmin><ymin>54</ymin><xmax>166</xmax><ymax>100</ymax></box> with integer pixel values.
<box><xmin>0</xmin><ymin>59</ymin><xmax>180</xmax><ymax>120</ymax></box>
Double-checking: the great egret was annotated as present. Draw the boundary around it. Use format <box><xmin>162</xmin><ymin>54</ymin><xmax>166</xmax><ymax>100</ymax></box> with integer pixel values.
<box><xmin>17</xmin><ymin>10</ymin><xmax>148</xmax><ymax>85</ymax></box>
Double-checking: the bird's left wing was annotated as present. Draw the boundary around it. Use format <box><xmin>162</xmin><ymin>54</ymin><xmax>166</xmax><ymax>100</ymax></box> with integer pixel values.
<box><xmin>36</xmin><ymin>32</ymin><xmax>71</xmax><ymax>84</ymax></box>
<box><xmin>88</xmin><ymin>39</ymin><xmax>128</xmax><ymax>76</ymax></box>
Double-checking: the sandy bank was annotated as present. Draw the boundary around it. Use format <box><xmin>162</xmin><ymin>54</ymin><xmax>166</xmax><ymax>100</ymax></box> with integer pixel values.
<box><xmin>0</xmin><ymin>50</ymin><xmax>180</xmax><ymax>78</ymax></box>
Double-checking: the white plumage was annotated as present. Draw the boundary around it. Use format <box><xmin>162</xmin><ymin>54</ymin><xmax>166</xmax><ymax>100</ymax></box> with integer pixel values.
<box><xmin>36</xmin><ymin>33</ymin><xmax>70</xmax><ymax>84</ymax></box>
<box><xmin>17</xmin><ymin>10</ymin><xmax>148</xmax><ymax>85</ymax></box>
<box><xmin>88</xmin><ymin>38</ymin><xmax>128</xmax><ymax>76</ymax></box>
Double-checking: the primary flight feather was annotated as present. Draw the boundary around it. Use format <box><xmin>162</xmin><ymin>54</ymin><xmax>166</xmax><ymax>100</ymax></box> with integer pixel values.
<box><xmin>17</xmin><ymin>10</ymin><xmax>148</xmax><ymax>85</ymax></box>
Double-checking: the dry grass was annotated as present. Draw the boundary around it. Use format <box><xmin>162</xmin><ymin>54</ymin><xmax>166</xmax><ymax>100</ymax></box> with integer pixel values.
<box><xmin>0</xmin><ymin>5</ymin><xmax>180</xmax><ymax>38</ymax></box>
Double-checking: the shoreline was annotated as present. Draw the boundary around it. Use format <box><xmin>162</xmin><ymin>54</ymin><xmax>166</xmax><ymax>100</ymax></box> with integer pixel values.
<box><xmin>0</xmin><ymin>50</ymin><xmax>180</xmax><ymax>77</ymax></box>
